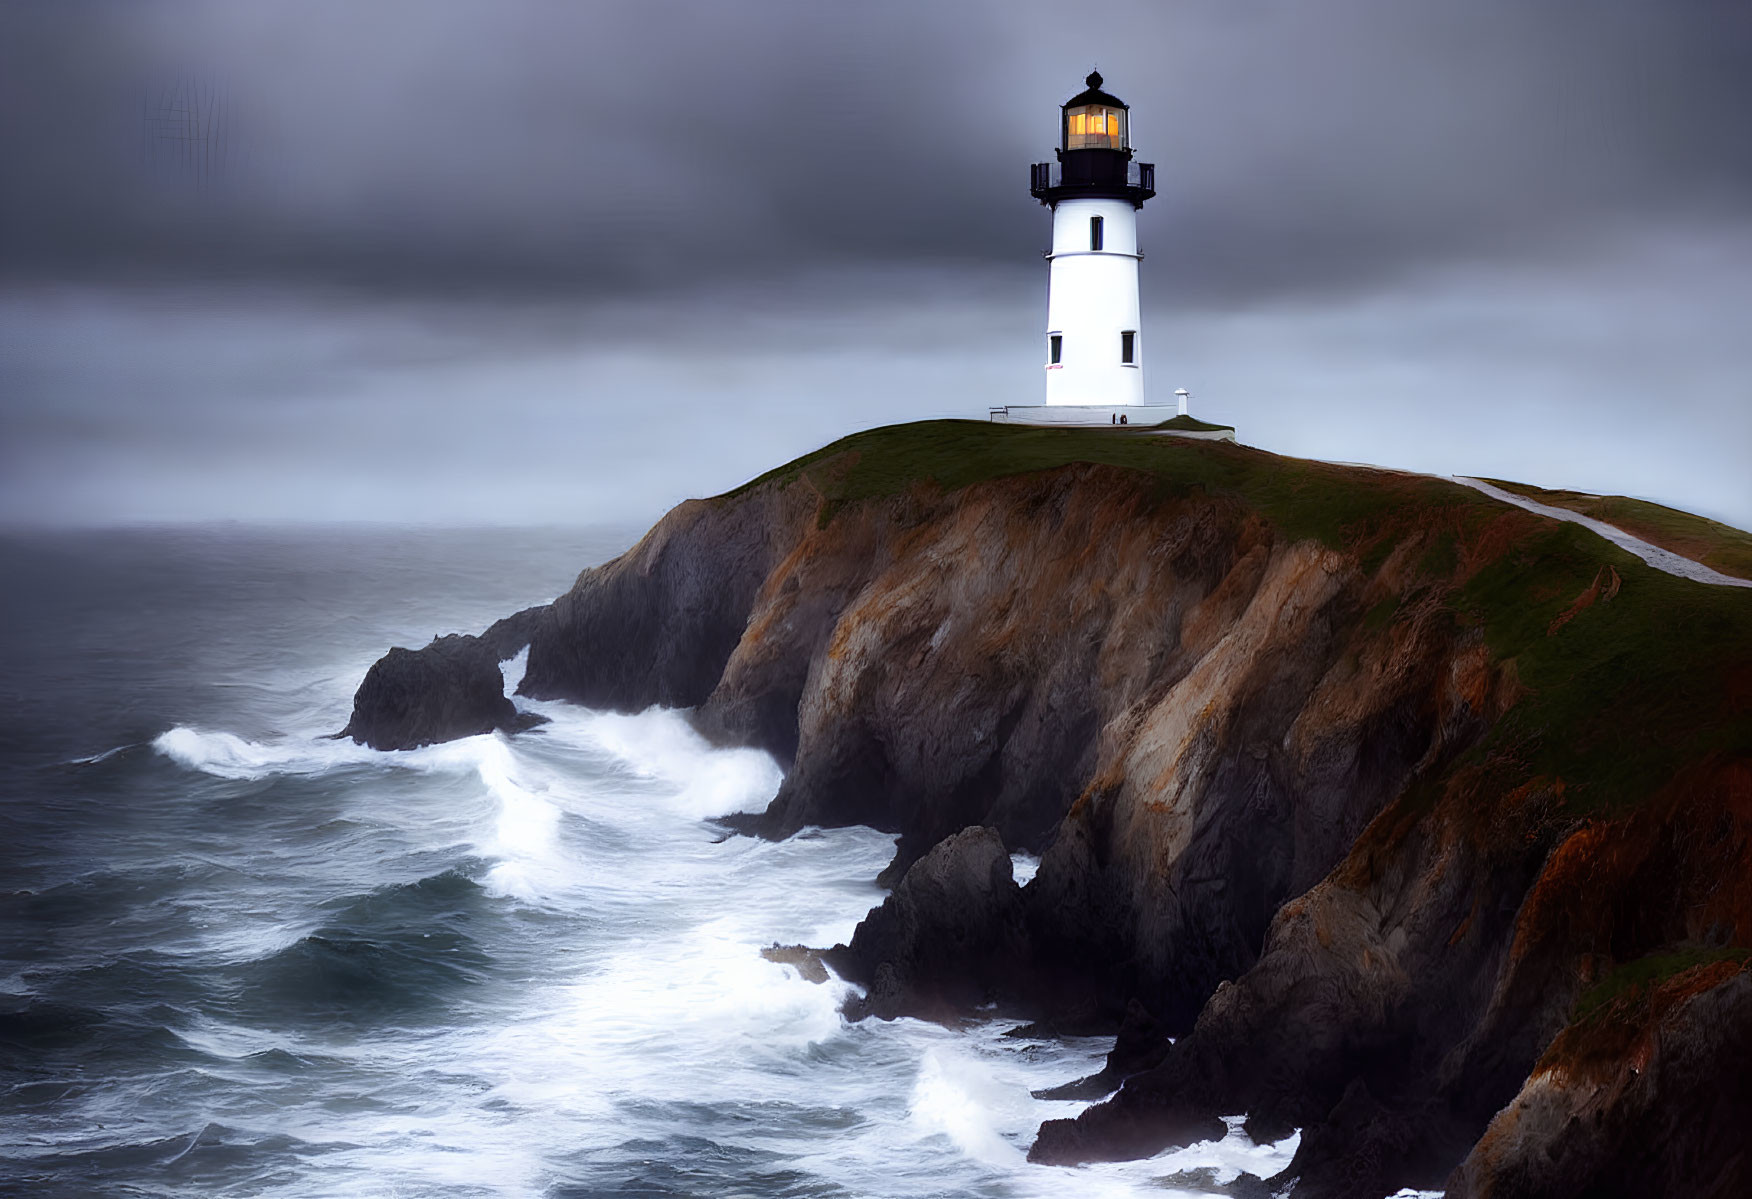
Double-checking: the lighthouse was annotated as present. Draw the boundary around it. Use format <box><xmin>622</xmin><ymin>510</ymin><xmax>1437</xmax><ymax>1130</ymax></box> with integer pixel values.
<box><xmin>989</xmin><ymin>72</ymin><xmax>1235</xmax><ymax>436</ymax></box>
<box><xmin>1034</xmin><ymin>70</ymin><xmax>1154</xmax><ymax>411</ymax></box>
<box><xmin>990</xmin><ymin>72</ymin><xmax>1229</xmax><ymax>433</ymax></box>
<box><xmin>992</xmin><ymin>74</ymin><xmax>1162</xmax><ymax>425</ymax></box>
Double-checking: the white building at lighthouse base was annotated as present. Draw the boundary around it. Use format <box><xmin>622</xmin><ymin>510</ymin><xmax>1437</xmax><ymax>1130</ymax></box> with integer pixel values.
<box><xmin>988</xmin><ymin>402</ymin><xmax>1174</xmax><ymax>427</ymax></box>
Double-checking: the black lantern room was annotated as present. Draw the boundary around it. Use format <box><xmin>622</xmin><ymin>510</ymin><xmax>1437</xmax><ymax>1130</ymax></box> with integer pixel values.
<box><xmin>1029</xmin><ymin>71</ymin><xmax>1155</xmax><ymax>207</ymax></box>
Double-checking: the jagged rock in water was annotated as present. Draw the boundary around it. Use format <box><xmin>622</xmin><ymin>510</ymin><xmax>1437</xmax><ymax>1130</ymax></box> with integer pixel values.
<box><xmin>826</xmin><ymin>826</ymin><xmax>1032</xmax><ymax>1022</ymax></box>
<box><xmin>1030</xmin><ymin>1091</ymin><xmax>1227</xmax><ymax>1165</ymax></box>
<box><xmin>517</xmin><ymin>487</ymin><xmax>818</xmax><ymax>739</ymax></box>
<box><xmin>760</xmin><ymin>943</ymin><xmax>831</xmax><ymax>984</ymax></box>
<box><xmin>1155</xmin><ymin>1169</ymin><xmax>1275</xmax><ymax>1199</ymax></box>
<box><xmin>1032</xmin><ymin>997</ymin><xmax>1169</xmax><ymax>1101</ymax></box>
<box><xmin>340</xmin><ymin>634</ymin><xmax>541</xmax><ymax>750</ymax></box>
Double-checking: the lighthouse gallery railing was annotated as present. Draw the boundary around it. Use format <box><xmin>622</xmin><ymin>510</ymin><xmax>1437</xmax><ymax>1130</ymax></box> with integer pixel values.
<box><xmin>1029</xmin><ymin>160</ymin><xmax>1155</xmax><ymax>194</ymax></box>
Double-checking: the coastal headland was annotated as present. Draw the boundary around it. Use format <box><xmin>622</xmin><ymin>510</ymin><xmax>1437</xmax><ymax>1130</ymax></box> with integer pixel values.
<box><xmin>344</xmin><ymin>420</ymin><xmax>1752</xmax><ymax>1198</ymax></box>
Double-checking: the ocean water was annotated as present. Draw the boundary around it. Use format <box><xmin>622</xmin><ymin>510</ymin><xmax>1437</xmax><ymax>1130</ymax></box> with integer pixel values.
<box><xmin>0</xmin><ymin>527</ymin><xmax>1299</xmax><ymax>1198</ymax></box>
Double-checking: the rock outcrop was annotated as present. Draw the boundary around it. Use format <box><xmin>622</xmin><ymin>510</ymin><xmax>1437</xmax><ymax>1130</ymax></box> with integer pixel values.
<box><xmin>480</xmin><ymin>604</ymin><xmax>549</xmax><ymax>660</ymax></box>
<box><xmin>340</xmin><ymin>633</ymin><xmax>540</xmax><ymax>750</ymax></box>
<box><xmin>825</xmin><ymin>826</ymin><xmax>1032</xmax><ymax>1021</ymax></box>
<box><xmin>347</xmin><ymin>421</ymin><xmax>1752</xmax><ymax>1195</ymax></box>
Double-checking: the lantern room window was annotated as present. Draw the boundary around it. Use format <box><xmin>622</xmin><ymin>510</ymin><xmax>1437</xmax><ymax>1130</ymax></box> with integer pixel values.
<box><xmin>1066</xmin><ymin>104</ymin><xmax>1125</xmax><ymax>150</ymax></box>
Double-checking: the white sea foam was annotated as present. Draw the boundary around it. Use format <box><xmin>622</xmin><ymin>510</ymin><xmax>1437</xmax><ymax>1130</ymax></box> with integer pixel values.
<box><xmin>910</xmin><ymin>1046</ymin><xmax>1032</xmax><ymax>1166</ymax></box>
<box><xmin>1147</xmin><ymin>1116</ymin><xmax>1302</xmax><ymax>1186</ymax></box>
<box><xmin>500</xmin><ymin>644</ymin><xmax>530</xmax><ymax>694</ymax></box>
<box><xmin>468</xmin><ymin>747</ymin><xmax>563</xmax><ymax>903</ymax></box>
<box><xmin>549</xmin><ymin>704</ymin><xmax>786</xmax><ymax>819</ymax></box>
<box><xmin>67</xmin><ymin>743</ymin><xmax>131</xmax><ymax>766</ymax></box>
<box><xmin>136</xmin><ymin>700</ymin><xmax>1298</xmax><ymax>1198</ymax></box>
<box><xmin>153</xmin><ymin>725</ymin><xmax>384</xmax><ymax>779</ymax></box>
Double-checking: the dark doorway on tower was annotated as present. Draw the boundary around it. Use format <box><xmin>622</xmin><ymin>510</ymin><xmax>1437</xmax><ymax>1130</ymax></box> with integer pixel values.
<box><xmin>1121</xmin><ymin>330</ymin><xmax>1135</xmax><ymax>365</ymax></box>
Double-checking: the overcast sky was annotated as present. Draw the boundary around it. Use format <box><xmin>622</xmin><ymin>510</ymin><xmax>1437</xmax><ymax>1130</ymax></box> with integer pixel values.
<box><xmin>3</xmin><ymin>0</ymin><xmax>1749</xmax><ymax>529</ymax></box>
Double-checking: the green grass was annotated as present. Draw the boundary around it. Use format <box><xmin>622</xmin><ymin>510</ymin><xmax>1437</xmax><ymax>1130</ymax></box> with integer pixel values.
<box><xmin>1417</xmin><ymin>530</ymin><xmax>1459</xmax><ymax>578</ymax></box>
<box><xmin>1573</xmin><ymin>947</ymin><xmax>1752</xmax><ymax>1023</ymax></box>
<box><xmin>1484</xmin><ymin>479</ymin><xmax>1752</xmax><ymax>582</ymax></box>
<box><xmin>727</xmin><ymin>420</ymin><xmax>1487</xmax><ymax>549</ymax></box>
<box><xmin>1456</xmin><ymin>517</ymin><xmax>1752</xmax><ymax>813</ymax></box>
<box><xmin>1148</xmin><ymin>414</ymin><xmax>1234</xmax><ymax>433</ymax></box>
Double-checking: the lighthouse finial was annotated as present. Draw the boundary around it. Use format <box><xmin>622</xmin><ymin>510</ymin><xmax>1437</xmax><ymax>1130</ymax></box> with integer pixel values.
<box><xmin>1086</xmin><ymin>69</ymin><xmax>1103</xmax><ymax>89</ymax></box>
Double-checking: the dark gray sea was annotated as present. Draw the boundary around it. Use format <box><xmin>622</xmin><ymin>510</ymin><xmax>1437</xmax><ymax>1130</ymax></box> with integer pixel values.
<box><xmin>0</xmin><ymin>526</ymin><xmax>1297</xmax><ymax>1197</ymax></box>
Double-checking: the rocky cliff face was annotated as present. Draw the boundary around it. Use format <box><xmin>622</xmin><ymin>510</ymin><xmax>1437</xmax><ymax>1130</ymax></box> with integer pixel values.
<box><xmin>345</xmin><ymin>422</ymin><xmax>1752</xmax><ymax>1197</ymax></box>
<box><xmin>1449</xmin><ymin>957</ymin><xmax>1752</xmax><ymax>1198</ymax></box>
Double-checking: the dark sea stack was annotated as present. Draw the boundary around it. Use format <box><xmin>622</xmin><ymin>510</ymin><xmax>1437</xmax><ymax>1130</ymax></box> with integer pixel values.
<box><xmin>826</xmin><ymin>826</ymin><xmax>1031</xmax><ymax>1021</ymax></box>
<box><xmin>1030</xmin><ymin>1093</ymin><xmax>1227</xmax><ymax>1165</ymax></box>
<box><xmin>343</xmin><ymin>421</ymin><xmax>1752</xmax><ymax>1194</ymax></box>
<box><xmin>341</xmin><ymin>634</ymin><xmax>530</xmax><ymax>750</ymax></box>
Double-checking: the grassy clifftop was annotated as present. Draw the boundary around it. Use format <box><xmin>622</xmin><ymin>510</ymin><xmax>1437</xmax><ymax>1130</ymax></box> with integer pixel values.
<box><xmin>730</xmin><ymin>419</ymin><xmax>1483</xmax><ymax>550</ymax></box>
<box><xmin>728</xmin><ymin>420</ymin><xmax>1752</xmax><ymax>817</ymax></box>
<box><xmin>1149</xmin><ymin>413</ymin><xmax>1235</xmax><ymax>433</ymax></box>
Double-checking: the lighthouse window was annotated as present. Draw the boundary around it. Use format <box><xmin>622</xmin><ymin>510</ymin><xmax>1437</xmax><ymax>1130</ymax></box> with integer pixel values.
<box><xmin>1048</xmin><ymin>334</ymin><xmax>1062</xmax><ymax>365</ymax></box>
<box><xmin>1066</xmin><ymin>105</ymin><xmax>1125</xmax><ymax>150</ymax></box>
<box><xmin>1089</xmin><ymin>216</ymin><xmax>1104</xmax><ymax>251</ymax></box>
<box><xmin>1121</xmin><ymin>330</ymin><xmax>1136</xmax><ymax>364</ymax></box>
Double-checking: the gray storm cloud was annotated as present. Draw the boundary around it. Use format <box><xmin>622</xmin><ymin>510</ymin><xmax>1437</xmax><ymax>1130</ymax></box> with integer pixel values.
<box><xmin>1</xmin><ymin>1</ymin><xmax>1748</xmax><ymax>531</ymax></box>
<box><xmin>4</xmin><ymin>0</ymin><xmax>1749</xmax><ymax>302</ymax></box>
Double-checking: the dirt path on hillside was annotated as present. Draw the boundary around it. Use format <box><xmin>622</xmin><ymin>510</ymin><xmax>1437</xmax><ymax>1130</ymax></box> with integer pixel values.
<box><xmin>1455</xmin><ymin>477</ymin><xmax>1752</xmax><ymax>590</ymax></box>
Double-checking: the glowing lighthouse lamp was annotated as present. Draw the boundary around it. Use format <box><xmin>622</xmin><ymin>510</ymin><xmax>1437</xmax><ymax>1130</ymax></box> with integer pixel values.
<box><xmin>992</xmin><ymin>72</ymin><xmax>1225</xmax><ymax>436</ymax></box>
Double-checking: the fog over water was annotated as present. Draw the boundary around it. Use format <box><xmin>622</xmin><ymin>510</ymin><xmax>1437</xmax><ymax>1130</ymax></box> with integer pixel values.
<box><xmin>2</xmin><ymin>1</ymin><xmax>1749</xmax><ymax>529</ymax></box>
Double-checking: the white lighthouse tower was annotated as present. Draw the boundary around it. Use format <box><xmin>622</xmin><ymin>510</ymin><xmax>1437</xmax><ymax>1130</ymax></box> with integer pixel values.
<box><xmin>990</xmin><ymin>72</ymin><xmax>1235</xmax><ymax>437</ymax></box>
<box><xmin>991</xmin><ymin>72</ymin><xmax>1176</xmax><ymax>427</ymax></box>
<box><xmin>1037</xmin><ymin>70</ymin><xmax>1153</xmax><ymax>411</ymax></box>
